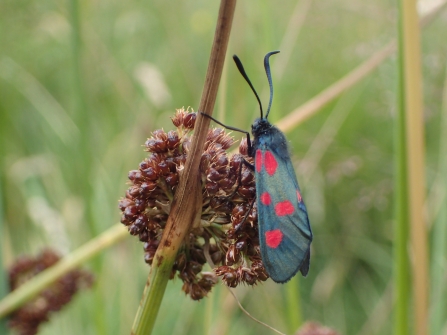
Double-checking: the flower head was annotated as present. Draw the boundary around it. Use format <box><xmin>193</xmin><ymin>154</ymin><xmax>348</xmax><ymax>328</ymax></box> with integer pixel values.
<box><xmin>119</xmin><ymin>108</ymin><xmax>268</xmax><ymax>300</ymax></box>
<box><xmin>8</xmin><ymin>249</ymin><xmax>94</xmax><ymax>335</ymax></box>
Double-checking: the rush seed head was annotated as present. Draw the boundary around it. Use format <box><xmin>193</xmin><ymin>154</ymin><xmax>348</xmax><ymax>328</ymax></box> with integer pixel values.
<box><xmin>8</xmin><ymin>249</ymin><xmax>93</xmax><ymax>335</ymax></box>
<box><xmin>118</xmin><ymin>108</ymin><xmax>269</xmax><ymax>300</ymax></box>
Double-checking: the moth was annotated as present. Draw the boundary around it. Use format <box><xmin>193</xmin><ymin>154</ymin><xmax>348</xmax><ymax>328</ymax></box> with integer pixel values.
<box><xmin>208</xmin><ymin>51</ymin><xmax>313</xmax><ymax>283</ymax></box>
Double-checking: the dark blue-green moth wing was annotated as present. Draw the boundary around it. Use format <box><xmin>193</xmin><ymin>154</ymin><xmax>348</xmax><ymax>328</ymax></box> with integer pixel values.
<box><xmin>254</xmin><ymin>131</ymin><xmax>312</xmax><ymax>283</ymax></box>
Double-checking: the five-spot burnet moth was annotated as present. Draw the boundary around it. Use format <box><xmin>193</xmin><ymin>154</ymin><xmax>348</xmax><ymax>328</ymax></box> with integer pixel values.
<box><xmin>208</xmin><ymin>51</ymin><xmax>313</xmax><ymax>283</ymax></box>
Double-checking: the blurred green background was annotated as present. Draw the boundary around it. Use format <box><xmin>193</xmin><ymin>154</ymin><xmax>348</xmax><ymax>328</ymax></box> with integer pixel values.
<box><xmin>1</xmin><ymin>0</ymin><xmax>446</xmax><ymax>334</ymax></box>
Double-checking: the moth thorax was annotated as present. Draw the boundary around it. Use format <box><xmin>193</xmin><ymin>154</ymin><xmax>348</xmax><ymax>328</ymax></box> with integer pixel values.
<box><xmin>251</xmin><ymin>118</ymin><xmax>272</xmax><ymax>137</ymax></box>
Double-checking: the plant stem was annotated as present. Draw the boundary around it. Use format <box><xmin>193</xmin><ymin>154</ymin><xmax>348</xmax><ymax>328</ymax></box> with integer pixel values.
<box><xmin>0</xmin><ymin>179</ymin><xmax>8</xmax><ymax>333</ymax></box>
<box><xmin>393</xmin><ymin>42</ymin><xmax>410</xmax><ymax>334</ymax></box>
<box><xmin>130</xmin><ymin>1</ymin><xmax>237</xmax><ymax>334</ymax></box>
<box><xmin>395</xmin><ymin>0</ymin><xmax>428</xmax><ymax>334</ymax></box>
<box><xmin>430</xmin><ymin>62</ymin><xmax>447</xmax><ymax>335</ymax></box>
<box><xmin>285</xmin><ymin>276</ymin><xmax>301</xmax><ymax>333</ymax></box>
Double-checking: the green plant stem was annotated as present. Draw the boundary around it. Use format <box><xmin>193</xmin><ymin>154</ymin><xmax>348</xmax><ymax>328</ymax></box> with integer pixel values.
<box><xmin>131</xmin><ymin>258</ymin><xmax>175</xmax><ymax>334</ymax></box>
<box><xmin>395</xmin><ymin>0</ymin><xmax>428</xmax><ymax>334</ymax></box>
<box><xmin>394</xmin><ymin>4</ymin><xmax>410</xmax><ymax>331</ymax></box>
<box><xmin>0</xmin><ymin>178</ymin><xmax>8</xmax><ymax>333</ymax></box>
<box><xmin>285</xmin><ymin>276</ymin><xmax>301</xmax><ymax>333</ymax></box>
<box><xmin>68</xmin><ymin>0</ymin><xmax>96</xmax><ymax>238</ymax></box>
<box><xmin>68</xmin><ymin>0</ymin><xmax>84</xmax><ymax>104</ymax></box>
<box><xmin>429</xmin><ymin>58</ymin><xmax>447</xmax><ymax>335</ymax></box>
<box><xmin>130</xmin><ymin>1</ymin><xmax>237</xmax><ymax>334</ymax></box>
<box><xmin>68</xmin><ymin>0</ymin><xmax>87</xmax><ymax>125</ymax></box>
<box><xmin>393</xmin><ymin>58</ymin><xmax>410</xmax><ymax>335</ymax></box>
<box><xmin>0</xmin><ymin>224</ymin><xmax>128</xmax><ymax>318</ymax></box>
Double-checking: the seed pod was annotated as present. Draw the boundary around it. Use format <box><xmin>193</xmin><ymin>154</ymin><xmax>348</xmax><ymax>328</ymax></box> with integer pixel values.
<box><xmin>206</xmin><ymin>181</ymin><xmax>219</xmax><ymax>196</ymax></box>
<box><xmin>171</xmin><ymin>110</ymin><xmax>184</xmax><ymax>127</ymax></box>
<box><xmin>124</xmin><ymin>205</ymin><xmax>138</xmax><ymax>218</ymax></box>
<box><xmin>221</xmin><ymin>269</ymin><xmax>238</xmax><ymax>288</ymax></box>
<box><xmin>207</xmin><ymin>168</ymin><xmax>221</xmax><ymax>182</ymax></box>
<box><xmin>242</xmin><ymin>268</ymin><xmax>257</xmax><ymax>285</ymax></box>
<box><xmin>183</xmin><ymin>112</ymin><xmax>196</xmax><ymax>129</ymax></box>
<box><xmin>189</xmin><ymin>261</ymin><xmax>203</xmax><ymax>275</ymax></box>
<box><xmin>190</xmin><ymin>247</ymin><xmax>206</xmax><ymax>264</ymax></box>
<box><xmin>118</xmin><ymin>198</ymin><xmax>133</xmax><ymax>211</ymax></box>
<box><xmin>166</xmin><ymin>130</ymin><xmax>180</xmax><ymax>150</ymax></box>
<box><xmin>165</xmin><ymin>173</ymin><xmax>179</xmax><ymax>187</ymax></box>
<box><xmin>127</xmin><ymin>186</ymin><xmax>140</xmax><ymax>198</ymax></box>
<box><xmin>157</xmin><ymin>161</ymin><xmax>170</xmax><ymax>175</ymax></box>
<box><xmin>199</xmin><ymin>272</ymin><xmax>218</xmax><ymax>291</ymax></box>
<box><xmin>238</xmin><ymin>186</ymin><xmax>256</xmax><ymax>199</ymax></box>
<box><xmin>141</xmin><ymin>167</ymin><xmax>158</xmax><ymax>181</ymax></box>
<box><xmin>240</xmin><ymin>168</ymin><xmax>254</xmax><ymax>185</ymax></box>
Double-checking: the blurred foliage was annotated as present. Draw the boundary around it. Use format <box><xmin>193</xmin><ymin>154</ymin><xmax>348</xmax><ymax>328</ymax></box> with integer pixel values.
<box><xmin>0</xmin><ymin>0</ymin><xmax>446</xmax><ymax>334</ymax></box>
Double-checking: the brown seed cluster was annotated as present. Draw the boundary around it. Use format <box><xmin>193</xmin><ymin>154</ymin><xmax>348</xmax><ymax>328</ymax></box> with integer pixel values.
<box><xmin>8</xmin><ymin>249</ymin><xmax>94</xmax><ymax>335</ymax></box>
<box><xmin>118</xmin><ymin>108</ymin><xmax>269</xmax><ymax>300</ymax></box>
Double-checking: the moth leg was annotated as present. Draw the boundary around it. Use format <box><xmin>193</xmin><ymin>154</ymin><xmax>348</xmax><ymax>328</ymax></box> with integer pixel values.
<box><xmin>241</xmin><ymin>157</ymin><xmax>254</xmax><ymax>171</ymax></box>
<box><xmin>200</xmin><ymin>112</ymin><xmax>253</xmax><ymax>154</ymax></box>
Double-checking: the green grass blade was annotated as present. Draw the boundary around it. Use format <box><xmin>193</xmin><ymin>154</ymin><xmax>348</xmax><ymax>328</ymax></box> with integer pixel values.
<box><xmin>429</xmin><ymin>60</ymin><xmax>447</xmax><ymax>335</ymax></box>
<box><xmin>285</xmin><ymin>276</ymin><xmax>301</xmax><ymax>333</ymax></box>
<box><xmin>395</xmin><ymin>0</ymin><xmax>428</xmax><ymax>334</ymax></box>
<box><xmin>0</xmin><ymin>179</ymin><xmax>8</xmax><ymax>335</ymax></box>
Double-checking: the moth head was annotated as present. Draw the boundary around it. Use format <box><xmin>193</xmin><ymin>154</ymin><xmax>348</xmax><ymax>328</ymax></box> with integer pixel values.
<box><xmin>251</xmin><ymin>118</ymin><xmax>271</xmax><ymax>136</ymax></box>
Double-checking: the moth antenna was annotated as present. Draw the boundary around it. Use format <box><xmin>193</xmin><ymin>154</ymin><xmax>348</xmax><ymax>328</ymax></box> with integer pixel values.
<box><xmin>264</xmin><ymin>50</ymin><xmax>280</xmax><ymax>119</ymax></box>
<box><xmin>233</xmin><ymin>55</ymin><xmax>264</xmax><ymax>119</ymax></box>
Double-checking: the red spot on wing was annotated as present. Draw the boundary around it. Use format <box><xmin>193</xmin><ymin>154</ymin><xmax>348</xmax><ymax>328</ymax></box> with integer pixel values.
<box><xmin>260</xmin><ymin>192</ymin><xmax>271</xmax><ymax>205</ymax></box>
<box><xmin>275</xmin><ymin>200</ymin><xmax>294</xmax><ymax>216</ymax></box>
<box><xmin>255</xmin><ymin>149</ymin><xmax>262</xmax><ymax>173</ymax></box>
<box><xmin>265</xmin><ymin>229</ymin><xmax>283</xmax><ymax>248</ymax></box>
<box><xmin>296</xmin><ymin>190</ymin><xmax>302</xmax><ymax>202</ymax></box>
<box><xmin>264</xmin><ymin>151</ymin><xmax>278</xmax><ymax>176</ymax></box>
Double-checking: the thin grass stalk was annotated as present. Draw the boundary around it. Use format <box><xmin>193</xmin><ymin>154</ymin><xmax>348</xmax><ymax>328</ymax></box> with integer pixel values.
<box><xmin>357</xmin><ymin>282</ymin><xmax>394</xmax><ymax>335</ymax></box>
<box><xmin>67</xmin><ymin>0</ymin><xmax>87</xmax><ymax>148</ymax></box>
<box><xmin>130</xmin><ymin>1</ymin><xmax>237</xmax><ymax>334</ymax></box>
<box><xmin>402</xmin><ymin>2</ymin><xmax>429</xmax><ymax>334</ymax></box>
<box><xmin>67</xmin><ymin>0</ymin><xmax>97</xmax><ymax>238</ymax></box>
<box><xmin>204</xmin><ymin>287</ymin><xmax>214</xmax><ymax>334</ymax></box>
<box><xmin>0</xmin><ymin>224</ymin><xmax>127</xmax><ymax>318</ymax></box>
<box><xmin>285</xmin><ymin>276</ymin><xmax>301</xmax><ymax>333</ymax></box>
<box><xmin>393</xmin><ymin>37</ymin><xmax>410</xmax><ymax>334</ymax></box>
<box><xmin>68</xmin><ymin>0</ymin><xmax>85</xmax><ymax>112</ymax></box>
<box><xmin>0</xmin><ymin>179</ymin><xmax>8</xmax><ymax>334</ymax></box>
<box><xmin>274</xmin><ymin>0</ymin><xmax>313</xmax><ymax>80</ymax></box>
<box><xmin>429</xmin><ymin>60</ymin><xmax>447</xmax><ymax>335</ymax></box>
<box><xmin>396</xmin><ymin>1</ymin><xmax>428</xmax><ymax>334</ymax></box>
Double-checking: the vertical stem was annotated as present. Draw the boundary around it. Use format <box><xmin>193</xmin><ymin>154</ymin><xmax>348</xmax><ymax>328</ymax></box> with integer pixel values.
<box><xmin>68</xmin><ymin>0</ymin><xmax>84</xmax><ymax>108</ymax></box>
<box><xmin>131</xmin><ymin>1</ymin><xmax>237</xmax><ymax>334</ymax></box>
<box><xmin>429</xmin><ymin>61</ymin><xmax>447</xmax><ymax>335</ymax></box>
<box><xmin>0</xmin><ymin>178</ymin><xmax>8</xmax><ymax>334</ymax></box>
<box><xmin>393</xmin><ymin>53</ymin><xmax>410</xmax><ymax>334</ymax></box>
<box><xmin>68</xmin><ymin>0</ymin><xmax>87</xmax><ymax>131</ymax></box>
<box><xmin>67</xmin><ymin>0</ymin><xmax>96</xmax><ymax>237</ymax></box>
<box><xmin>285</xmin><ymin>276</ymin><xmax>301</xmax><ymax>333</ymax></box>
<box><xmin>394</xmin><ymin>4</ymin><xmax>409</xmax><ymax>329</ymax></box>
<box><xmin>396</xmin><ymin>0</ymin><xmax>428</xmax><ymax>334</ymax></box>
